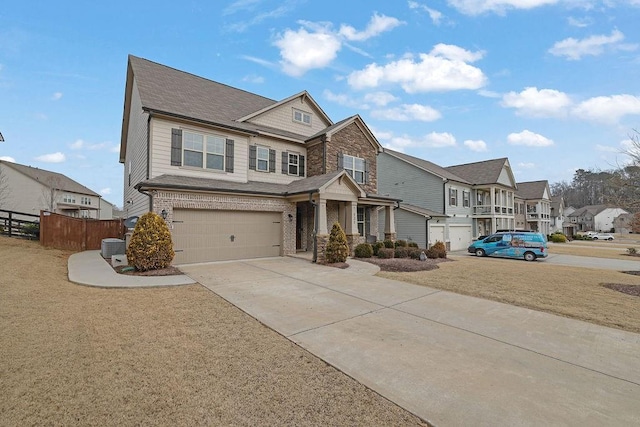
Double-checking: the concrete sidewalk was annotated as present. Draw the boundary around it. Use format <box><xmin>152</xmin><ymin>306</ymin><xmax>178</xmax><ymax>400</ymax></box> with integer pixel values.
<box><xmin>68</xmin><ymin>250</ymin><xmax>196</xmax><ymax>288</ymax></box>
<box><xmin>181</xmin><ymin>257</ymin><xmax>640</xmax><ymax>426</ymax></box>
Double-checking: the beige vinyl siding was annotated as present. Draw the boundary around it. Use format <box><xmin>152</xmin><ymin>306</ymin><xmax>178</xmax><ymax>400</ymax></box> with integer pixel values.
<box><xmin>150</xmin><ymin>118</ymin><xmax>249</xmax><ymax>183</ymax></box>
<box><xmin>497</xmin><ymin>168</ymin><xmax>514</xmax><ymax>187</ymax></box>
<box><xmin>247</xmin><ymin>136</ymin><xmax>307</xmax><ymax>184</ymax></box>
<box><xmin>248</xmin><ymin>97</ymin><xmax>330</xmax><ymax>137</ymax></box>
<box><xmin>123</xmin><ymin>79</ymin><xmax>151</xmax><ymax>218</ymax></box>
<box><xmin>1</xmin><ymin>165</ymin><xmax>47</xmax><ymax>215</ymax></box>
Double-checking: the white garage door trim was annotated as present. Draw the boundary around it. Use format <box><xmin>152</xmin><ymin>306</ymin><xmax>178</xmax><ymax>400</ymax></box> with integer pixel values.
<box><xmin>172</xmin><ymin>209</ymin><xmax>283</xmax><ymax>264</ymax></box>
<box><xmin>449</xmin><ymin>225</ymin><xmax>472</xmax><ymax>251</ymax></box>
<box><xmin>429</xmin><ymin>225</ymin><xmax>445</xmax><ymax>246</ymax></box>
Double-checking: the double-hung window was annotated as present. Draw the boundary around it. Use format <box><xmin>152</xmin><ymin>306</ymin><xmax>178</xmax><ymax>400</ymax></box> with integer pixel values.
<box><xmin>288</xmin><ymin>153</ymin><xmax>299</xmax><ymax>175</ymax></box>
<box><xmin>256</xmin><ymin>146</ymin><xmax>270</xmax><ymax>172</ymax></box>
<box><xmin>449</xmin><ymin>188</ymin><xmax>458</xmax><ymax>206</ymax></box>
<box><xmin>183</xmin><ymin>131</ymin><xmax>225</xmax><ymax>170</ymax></box>
<box><xmin>357</xmin><ymin>207</ymin><xmax>366</xmax><ymax>236</ymax></box>
<box><xmin>463</xmin><ymin>191</ymin><xmax>470</xmax><ymax>208</ymax></box>
<box><xmin>343</xmin><ymin>154</ymin><xmax>366</xmax><ymax>184</ymax></box>
<box><xmin>293</xmin><ymin>109</ymin><xmax>311</xmax><ymax>125</ymax></box>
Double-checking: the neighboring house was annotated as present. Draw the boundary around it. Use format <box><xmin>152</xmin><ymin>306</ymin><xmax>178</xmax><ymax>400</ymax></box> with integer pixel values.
<box><xmin>549</xmin><ymin>195</ymin><xmax>571</xmax><ymax>235</ymax></box>
<box><xmin>444</xmin><ymin>158</ymin><xmax>518</xmax><ymax>238</ymax></box>
<box><xmin>377</xmin><ymin>149</ymin><xmax>473</xmax><ymax>250</ymax></box>
<box><xmin>613</xmin><ymin>213</ymin><xmax>633</xmax><ymax>234</ymax></box>
<box><xmin>119</xmin><ymin>55</ymin><xmax>397</xmax><ymax>264</ymax></box>
<box><xmin>515</xmin><ymin>180</ymin><xmax>551</xmax><ymax>235</ymax></box>
<box><xmin>0</xmin><ymin>160</ymin><xmax>102</xmax><ymax>219</ymax></box>
<box><xmin>567</xmin><ymin>205</ymin><xmax>629</xmax><ymax>232</ymax></box>
<box><xmin>98</xmin><ymin>198</ymin><xmax>116</xmax><ymax>219</ymax></box>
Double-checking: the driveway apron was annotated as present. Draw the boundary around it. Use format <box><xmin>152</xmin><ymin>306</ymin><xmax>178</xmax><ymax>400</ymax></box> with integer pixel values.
<box><xmin>181</xmin><ymin>257</ymin><xmax>640</xmax><ymax>426</ymax></box>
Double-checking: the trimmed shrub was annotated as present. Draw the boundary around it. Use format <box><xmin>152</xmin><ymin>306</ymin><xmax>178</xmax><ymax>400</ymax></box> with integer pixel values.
<box><xmin>408</xmin><ymin>247</ymin><xmax>422</xmax><ymax>259</ymax></box>
<box><xmin>408</xmin><ymin>241</ymin><xmax>419</xmax><ymax>248</ymax></box>
<box><xmin>372</xmin><ymin>241</ymin><xmax>385</xmax><ymax>256</ymax></box>
<box><xmin>383</xmin><ymin>239</ymin><xmax>394</xmax><ymax>248</ymax></box>
<box><xmin>394</xmin><ymin>239</ymin><xmax>408</xmax><ymax>248</ymax></box>
<box><xmin>377</xmin><ymin>248</ymin><xmax>395</xmax><ymax>259</ymax></box>
<box><xmin>430</xmin><ymin>240</ymin><xmax>447</xmax><ymax>258</ymax></box>
<box><xmin>354</xmin><ymin>243</ymin><xmax>373</xmax><ymax>258</ymax></box>
<box><xmin>550</xmin><ymin>233</ymin><xmax>567</xmax><ymax>243</ymax></box>
<box><xmin>394</xmin><ymin>246</ymin><xmax>409</xmax><ymax>258</ymax></box>
<box><xmin>425</xmin><ymin>248</ymin><xmax>438</xmax><ymax>259</ymax></box>
<box><xmin>325</xmin><ymin>222</ymin><xmax>349</xmax><ymax>263</ymax></box>
<box><xmin>126</xmin><ymin>212</ymin><xmax>175</xmax><ymax>271</ymax></box>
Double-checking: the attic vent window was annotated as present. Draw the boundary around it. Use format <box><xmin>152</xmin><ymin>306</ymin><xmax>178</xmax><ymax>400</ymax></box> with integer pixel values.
<box><xmin>293</xmin><ymin>109</ymin><xmax>312</xmax><ymax>125</ymax></box>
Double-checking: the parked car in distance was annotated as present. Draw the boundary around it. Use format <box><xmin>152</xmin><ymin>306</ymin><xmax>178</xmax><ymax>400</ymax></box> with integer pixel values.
<box><xmin>468</xmin><ymin>232</ymin><xmax>548</xmax><ymax>262</ymax></box>
<box><xmin>592</xmin><ymin>233</ymin><xmax>614</xmax><ymax>240</ymax></box>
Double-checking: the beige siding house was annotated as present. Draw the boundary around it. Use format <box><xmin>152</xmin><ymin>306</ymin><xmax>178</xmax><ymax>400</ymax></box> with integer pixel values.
<box><xmin>119</xmin><ymin>55</ymin><xmax>398</xmax><ymax>264</ymax></box>
<box><xmin>0</xmin><ymin>160</ymin><xmax>102</xmax><ymax>219</ymax></box>
<box><xmin>515</xmin><ymin>180</ymin><xmax>552</xmax><ymax>235</ymax></box>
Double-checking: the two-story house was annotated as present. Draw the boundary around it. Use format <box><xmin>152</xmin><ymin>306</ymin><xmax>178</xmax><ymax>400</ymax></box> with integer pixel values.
<box><xmin>514</xmin><ymin>180</ymin><xmax>551</xmax><ymax>235</ymax></box>
<box><xmin>377</xmin><ymin>149</ymin><xmax>473</xmax><ymax>250</ymax></box>
<box><xmin>549</xmin><ymin>195</ymin><xmax>565</xmax><ymax>234</ymax></box>
<box><xmin>0</xmin><ymin>160</ymin><xmax>102</xmax><ymax>219</ymax></box>
<box><xmin>119</xmin><ymin>55</ymin><xmax>397</xmax><ymax>264</ymax></box>
<box><xmin>566</xmin><ymin>205</ymin><xmax>629</xmax><ymax>232</ymax></box>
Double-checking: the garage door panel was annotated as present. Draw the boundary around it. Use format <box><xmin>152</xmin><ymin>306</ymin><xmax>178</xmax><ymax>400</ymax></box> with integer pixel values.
<box><xmin>449</xmin><ymin>226</ymin><xmax>472</xmax><ymax>251</ymax></box>
<box><xmin>172</xmin><ymin>209</ymin><xmax>282</xmax><ymax>264</ymax></box>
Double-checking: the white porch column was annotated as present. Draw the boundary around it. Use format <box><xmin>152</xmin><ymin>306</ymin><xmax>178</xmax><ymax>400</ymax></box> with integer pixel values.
<box><xmin>385</xmin><ymin>205</ymin><xmax>396</xmax><ymax>234</ymax></box>
<box><xmin>344</xmin><ymin>201</ymin><xmax>357</xmax><ymax>235</ymax></box>
<box><xmin>317</xmin><ymin>199</ymin><xmax>328</xmax><ymax>235</ymax></box>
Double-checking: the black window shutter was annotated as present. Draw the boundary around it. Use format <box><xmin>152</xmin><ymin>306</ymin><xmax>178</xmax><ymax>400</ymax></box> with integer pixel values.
<box><xmin>363</xmin><ymin>159</ymin><xmax>369</xmax><ymax>183</ymax></box>
<box><xmin>269</xmin><ymin>149</ymin><xmax>276</xmax><ymax>173</ymax></box>
<box><xmin>282</xmin><ymin>152</ymin><xmax>288</xmax><ymax>174</ymax></box>
<box><xmin>299</xmin><ymin>155</ymin><xmax>305</xmax><ymax>177</ymax></box>
<box><xmin>249</xmin><ymin>145</ymin><xmax>256</xmax><ymax>170</ymax></box>
<box><xmin>171</xmin><ymin>128</ymin><xmax>182</xmax><ymax>166</ymax></box>
<box><xmin>337</xmin><ymin>152</ymin><xmax>344</xmax><ymax>170</ymax></box>
<box><xmin>225</xmin><ymin>139</ymin><xmax>234</xmax><ymax>173</ymax></box>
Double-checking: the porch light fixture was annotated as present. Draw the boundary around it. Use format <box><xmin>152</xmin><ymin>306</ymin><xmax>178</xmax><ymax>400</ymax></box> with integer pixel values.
<box><xmin>161</xmin><ymin>209</ymin><xmax>168</xmax><ymax>220</ymax></box>
<box><xmin>288</xmin><ymin>213</ymin><xmax>293</xmax><ymax>222</ymax></box>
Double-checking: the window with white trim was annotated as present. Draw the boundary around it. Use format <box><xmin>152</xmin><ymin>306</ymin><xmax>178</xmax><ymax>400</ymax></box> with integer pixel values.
<box><xmin>288</xmin><ymin>153</ymin><xmax>299</xmax><ymax>175</ymax></box>
<box><xmin>183</xmin><ymin>131</ymin><xmax>225</xmax><ymax>170</ymax></box>
<box><xmin>344</xmin><ymin>154</ymin><xmax>366</xmax><ymax>184</ymax></box>
<box><xmin>81</xmin><ymin>196</ymin><xmax>92</xmax><ymax>205</ymax></box>
<box><xmin>449</xmin><ymin>188</ymin><xmax>458</xmax><ymax>206</ymax></box>
<box><xmin>256</xmin><ymin>146</ymin><xmax>270</xmax><ymax>172</ymax></box>
<box><xmin>293</xmin><ymin>109</ymin><xmax>312</xmax><ymax>125</ymax></box>
<box><xmin>357</xmin><ymin>207</ymin><xmax>366</xmax><ymax>236</ymax></box>
<box><xmin>463</xmin><ymin>191</ymin><xmax>470</xmax><ymax>208</ymax></box>
<box><xmin>63</xmin><ymin>194</ymin><xmax>76</xmax><ymax>204</ymax></box>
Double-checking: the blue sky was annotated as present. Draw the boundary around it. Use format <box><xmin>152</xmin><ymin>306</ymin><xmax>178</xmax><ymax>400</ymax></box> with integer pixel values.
<box><xmin>1</xmin><ymin>0</ymin><xmax>639</xmax><ymax>208</ymax></box>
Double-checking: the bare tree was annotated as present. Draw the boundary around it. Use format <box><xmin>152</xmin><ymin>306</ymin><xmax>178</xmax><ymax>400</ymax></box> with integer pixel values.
<box><xmin>622</xmin><ymin>129</ymin><xmax>640</xmax><ymax>166</ymax></box>
<box><xmin>40</xmin><ymin>176</ymin><xmax>63</xmax><ymax>212</ymax></box>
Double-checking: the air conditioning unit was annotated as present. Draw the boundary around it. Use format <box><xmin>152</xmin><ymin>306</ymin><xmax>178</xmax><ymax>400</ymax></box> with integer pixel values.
<box><xmin>101</xmin><ymin>238</ymin><xmax>125</xmax><ymax>258</ymax></box>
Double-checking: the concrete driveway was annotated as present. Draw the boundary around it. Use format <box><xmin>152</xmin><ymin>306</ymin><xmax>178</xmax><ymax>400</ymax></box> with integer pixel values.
<box><xmin>181</xmin><ymin>257</ymin><xmax>640</xmax><ymax>426</ymax></box>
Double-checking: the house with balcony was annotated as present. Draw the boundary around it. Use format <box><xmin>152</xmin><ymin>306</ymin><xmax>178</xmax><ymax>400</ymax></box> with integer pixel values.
<box><xmin>514</xmin><ymin>180</ymin><xmax>551</xmax><ymax>235</ymax></box>
<box><xmin>119</xmin><ymin>55</ymin><xmax>397</xmax><ymax>264</ymax></box>
<box><xmin>549</xmin><ymin>195</ymin><xmax>568</xmax><ymax>234</ymax></box>
<box><xmin>0</xmin><ymin>160</ymin><xmax>102</xmax><ymax>219</ymax></box>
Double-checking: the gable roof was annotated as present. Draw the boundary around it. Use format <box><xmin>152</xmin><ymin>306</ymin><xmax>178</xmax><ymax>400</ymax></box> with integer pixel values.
<box><xmin>399</xmin><ymin>203</ymin><xmax>449</xmax><ymax>218</ymax></box>
<box><xmin>516</xmin><ymin>180</ymin><xmax>549</xmax><ymax>200</ymax></box>
<box><xmin>445</xmin><ymin>158</ymin><xmax>515</xmax><ymax>187</ymax></box>
<box><xmin>306</xmin><ymin>114</ymin><xmax>383</xmax><ymax>152</ymax></box>
<box><xmin>237</xmin><ymin>90</ymin><xmax>332</xmax><ymax>125</ymax></box>
<box><xmin>382</xmin><ymin>149</ymin><xmax>471</xmax><ymax>184</ymax></box>
<box><xmin>0</xmin><ymin>160</ymin><xmax>100</xmax><ymax>196</ymax></box>
<box><xmin>550</xmin><ymin>195</ymin><xmax>563</xmax><ymax>212</ymax></box>
<box><xmin>567</xmin><ymin>204</ymin><xmax>608</xmax><ymax>217</ymax></box>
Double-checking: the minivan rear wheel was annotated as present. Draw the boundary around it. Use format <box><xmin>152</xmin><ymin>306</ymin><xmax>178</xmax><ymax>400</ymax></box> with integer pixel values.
<box><xmin>475</xmin><ymin>248</ymin><xmax>485</xmax><ymax>257</ymax></box>
<box><xmin>524</xmin><ymin>251</ymin><xmax>536</xmax><ymax>262</ymax></box>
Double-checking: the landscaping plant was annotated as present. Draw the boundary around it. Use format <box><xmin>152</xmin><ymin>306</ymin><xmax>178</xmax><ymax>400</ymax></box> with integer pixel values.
<box><xmin>354</xmin><ymin>243</ymin><xmax>373</xmax><ymax>258</ymax></box>
<box><xmin>126</xmin><ymin>211</ymin><xmax>175</xmax><ymax>271</ymax></box>
<box><xmin>324</xmin><ymin>222</ymin><xmax>349</xmax><ymax>263</ymax></box>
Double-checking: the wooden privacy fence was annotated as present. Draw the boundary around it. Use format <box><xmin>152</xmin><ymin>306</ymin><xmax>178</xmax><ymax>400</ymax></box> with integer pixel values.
<box><xmin>40</xmin><ymin>211</ymin><xmax>125</xmax><ymax>251</ymax></box>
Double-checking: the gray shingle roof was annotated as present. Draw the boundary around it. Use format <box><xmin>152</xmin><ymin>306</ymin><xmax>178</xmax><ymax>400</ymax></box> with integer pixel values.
<box><xmin>567</xmin><ymin>204</ymin><xmax>608</xmax><ymax>217</ymax></box>
<box><xmin>445</xmin><ymin>158</ymin><xmax>511</xmax><ymax>186</ymax></box>
<box><xmin>515</xmin><ymin>180</ymin><xmax>548</xmax><ymax>200</ymax></box>
<box><xmin>400</xmin><ymin>203</ymin><xmax>448</xmax><ymax>218</ymax></box>
<box><xmin>383</xmin><ymin>149</ymin><xmax>471</xmax><ymax>184</ymax></box>
<box><xmin>1</xmin><ymin>160</ymin><xmax>99</xmax><ymax>196</ymax></box>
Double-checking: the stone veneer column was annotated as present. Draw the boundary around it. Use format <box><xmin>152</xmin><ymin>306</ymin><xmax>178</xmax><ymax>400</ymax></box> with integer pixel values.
<box><xmin>384</xmin><ymin>205</ymin><xmax>396</xmax><ymax>241</ymax></box>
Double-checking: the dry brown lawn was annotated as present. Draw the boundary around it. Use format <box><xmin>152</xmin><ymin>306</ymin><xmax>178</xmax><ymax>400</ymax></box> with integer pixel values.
<box><xmin>0</xmin><ymin>236</ymin><xmax>426</xmax><ymax>427</ymax></box>
<box><xmin>548</xmin><ymin>242</ymin><xmax>640</xmax><ymax>260</ymax></box>
<box><xmin>378</xmin><ymin>255</ymin><xmax>640</xmax><ymax>333</ymax></box>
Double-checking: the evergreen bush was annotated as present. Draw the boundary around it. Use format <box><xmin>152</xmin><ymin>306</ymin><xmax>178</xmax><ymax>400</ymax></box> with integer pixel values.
<box><xmin>408</xmin><ymin>241</ymin><xmax>419</xmax><ymax>248</ymax></box>
<box><xmin>126</xmin><ymin>212</ymin><xmax>175</xmax><ymax>271</ymax></box>
<box><xmin>377</xmin><ymin>248</ymin><xmax>395</xmax><ymax>259</ymax></box>
<box><xmin>325</xmin><ymin>222</ymin><xmax>349</xmax><ymax>263</ymax></box>
<box><xmin>372</xmin><ymin>241</ymin><xmax>385</xmax><ymax>256</ymax></box>
<box><xmin>354</xmin><ymin>243</ymin><xmax>373</xmax><ymax>258</ymax></box>
<box><xmin>394</xmin><ymin>246</ymin><xmax>409</xmax><ymax>258</ymax></box>
<box><xmin>383</xmin><ymin>239</ymin><xmax>394</xmax><ymax>248</ymax></box>
<box><xmin>430</xmin><ymin>240</ymin><xmax>447</xmax><ymax>258</ymax></box>
<box><xmin>394</xmin><ymin>239</ymin><xmax>408</xmax><ymax>247</ymax></box>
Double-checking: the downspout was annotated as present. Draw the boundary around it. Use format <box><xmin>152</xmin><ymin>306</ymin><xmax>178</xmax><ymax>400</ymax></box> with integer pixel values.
<box><xmin>145</xmin><ymin>114</ymin><xmax>153</xmax><ymax>211</ymax></box>
<box><xmin>309</xmin><ymin>192</ymin><xmax>318</xmax><ymax>263</ymax></box>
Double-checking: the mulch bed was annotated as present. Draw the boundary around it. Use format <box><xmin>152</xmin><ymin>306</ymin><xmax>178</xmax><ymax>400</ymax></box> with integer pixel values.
<box><xmin>358</xmin><ymin>257</ymin><xmax>452</xmax><ymax>272</ymax></box>
<box><xmin>602</xmin><ymin>283</ymin><xmax>640</xmax><ymax>297</ymax></box>
<box><xmin>106</xmin><ymin>257</ymin><xmax>184</xmax><ymax>276</ymax></box>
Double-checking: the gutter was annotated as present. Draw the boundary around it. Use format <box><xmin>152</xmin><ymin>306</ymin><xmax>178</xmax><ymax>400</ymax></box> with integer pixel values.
<box><xmin>309</xmin><ymin>192</ymin><xmax>318</xmax><ymax>263</ymax></box>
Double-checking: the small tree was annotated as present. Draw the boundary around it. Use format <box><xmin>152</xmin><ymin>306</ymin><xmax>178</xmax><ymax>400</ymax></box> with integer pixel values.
<box><xmin>126</xmin><ymin>212</ymin><xmax>175</xmax><ymax>271</ymax></box>
<box><xmin>324</xmin><ymin>221</ymin><xmax>349</xmax><ymax>263</ymax></box>
<box><xmin>631</xmin><ymin>212</ymin><xmax>640</xmax><ymax>234</ymax></box>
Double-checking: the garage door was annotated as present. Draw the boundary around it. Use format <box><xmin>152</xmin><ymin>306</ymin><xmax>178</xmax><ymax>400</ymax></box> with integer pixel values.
<box><xmin>449</xmin><ymin>225</ymin><xmax>472</xmax><ymax>251</ymax></box>
<box><xmin>429</xmin><ymin>225</ymin><xmax>445</xmax><ymax>246</ymax></box>
<box><xmin>172</xmin><ymin>209</ymin><xmax>282</xmax><ymax>264</ymax></box>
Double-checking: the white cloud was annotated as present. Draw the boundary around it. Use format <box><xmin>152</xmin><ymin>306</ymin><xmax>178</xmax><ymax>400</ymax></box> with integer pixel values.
<box><xmin>572</xmin><ymin>94</ymin><xmax>640</xmax><ymax>123</ymax></box>
<box><xmin>376</xmin><ymin>130</ymin><xmax>456</xmax><ymax>151</ymax></box>
<box><xmin>0</xmin><ymin>156</ymin><xmax>16</xmax><ymax>162</ymax></box>
<box><xmin>477</xmin><ymin>89</ymin><xmax>501</xmax><ymax>98</ymax></box>
<box><xmin>100</xmin><ymin>188</ymin><xmax>112</xmax><ymax>195</ymax></box>
<box><xmin>110</xmin><ymin>144</ymin><xmax>121</xmax><ymax>153</ymax></box>
<box><xmin>70</xmin><ymin>139</ymin><xmax>84</xmax><ymax>149</ymax></box>
<box><xmin>448</xmin><ymin>0</ymin><xmax>558</xmax><ymax>15</ymax></box>
<box><xmin>464</xmin><ymin>139</ymin><xmax>488</xmax><ymax>152</ymax></box>
<box><xmin>371</xmin><ymin>104</ymin><xmax>442</xmax><ymax>121</ymax></box>
<box><xmin>518</xmin><ymin>162</ymin><xmax>536</xmax><ymax>169</ymax></box>
<box><xmin>507</xmin><ymin>130</ymin><xmax>554</xmax><ymax>147</ymax></box>
<box><xmin>567</xmin><ymin>16</ymin><xmax>592</xmax><ymax>27</ymax></box>
<box><xmin>242</xmin><ymin>74</ymin><xmax>265</xmax><ymax>84</ymax></box>
<box><xmin>338</xmin><ymin>13</ymin><xmax>404</xmax><ymax>41</ymax></box>
<box><xmin>323</xmin><ymin>89</ymin><xmax>364</xmax><ymax>108</ymax></box>
<box><xmin>363</xmin><ymin>91</ymin><xmax>398</xmax><ymax>106</ymax></box>
<box><xmin>240</xmin><ymin>55</ymin><xmax>277</xmax><ymax>69</ymax></box>
<box><xmin>501</xmin><ymin>87</ymin><xmax>572</xmax><ymax>117</ymax></box>
<box><xmin>595</xmin><ymin>144</ymin><xmax>619</xmax><ymax>153</ymax></box>
<box><xmin>51</xmin><ymin>92</ymin><xmax>63</xmax><ymax>101</ymax></box>
<box><xmin>408</xmin><ymin>1</ymin><xmax>444</xmax><ymax>25</ymax></box>
<box><xmin>347</xmin><ymin>44</ymin><xmax>486</xmax><ymax>93</ymax></box>
<box><xmin>35</xmin><ymin>152</ymin><xmax>66</xmax><ymax>163</ymax></box>
<box><xmin>549</xmin><ymin>29</ymin><xmax>637</xmax><ymax>60</ymax></box>
<box><xmin>274</xmin><ymin>25</ymin><xmax>342</xmax><ymax>76</ymax></box>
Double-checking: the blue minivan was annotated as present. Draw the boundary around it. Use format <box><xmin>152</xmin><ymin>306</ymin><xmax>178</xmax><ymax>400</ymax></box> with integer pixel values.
<box><xmin>467</xmin><ymin>232</ymin><xmax>548</xmax><ymax>261</ymax></box>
